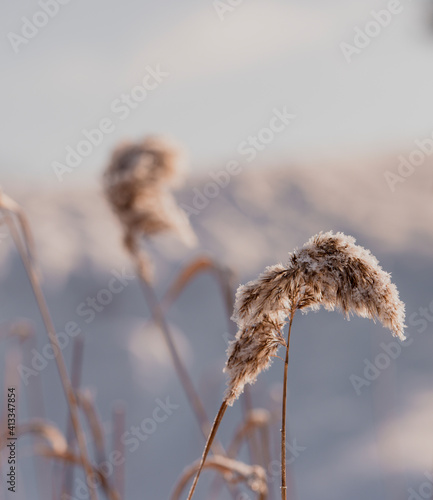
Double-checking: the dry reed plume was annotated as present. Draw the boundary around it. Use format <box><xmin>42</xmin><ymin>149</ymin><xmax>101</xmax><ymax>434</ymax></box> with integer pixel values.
<box><xmin>226</xmin><ymin>230</ymin><xmax>406</xmax><ymax>405</ymax></box>
<box><xmin>103</xmin><ymin>135</ymin><xmax>196</xmax><ymax>281</ymax></box>
<box><xmin>103</xmin><ymin>137</ymin><xmax>209</xmax><ymax>438</ymax></box>
<box><xmin>104</xmin><ymin>137</ymin><xmax>239</xmax><ymax>497</ymax></box>
<box><xmin>186</xmin><ymin>231</ymin><xmax>406</xmax><ymax>500</ymax></box>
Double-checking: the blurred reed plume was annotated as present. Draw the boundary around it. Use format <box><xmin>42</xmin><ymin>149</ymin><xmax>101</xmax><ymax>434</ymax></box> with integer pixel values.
<box><xmin>103</xmin><ymin>137</ymin><xmax>232</xmax><ymax>478</ymax></box>
<box><xmin>186</xmin><ymin>231</ymin><xmax>406</xmax><ymax>500</ymax></box>
<box><xmin>103</xmin><ymin>135</ymin><xmax>196</xmax><ymax>281</ymax></box>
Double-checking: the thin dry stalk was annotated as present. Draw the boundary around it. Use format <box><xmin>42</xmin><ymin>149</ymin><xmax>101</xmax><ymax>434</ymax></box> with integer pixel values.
<box><xmin>163</xmin><ymin>255</ymin><xmax>266</xmax><ymax>500</ymax></box>
<box><xmin>77</xmin><ymin>390</ymin><xmax>106</xmax><ymax>464</ymax></box>
<box><xmin>281</xmin><ymin>313</ymin><xmax>294</xmax><ymax>500</ymax></box>
<box><xmin>0</xmin><ymin>201</ymin><xmax>97</xmax><ymax>500</ymax></box>
<box><xmin>161</xmin><ymin>255</ymin><xmax>235</xmax><ymax>332</ymax></box>
<box><xmin>103</xmin><ymin>137</ymin><xmax>215</xmax><ymax>442</ymax></box>
<box><xmin>62</xmin><ymin>335</ymin><xmax>85</xmax><ymax>499</ymax></box>
<box><xmin>39</xmin><ymin>448</ymin><xmax>120</xmax><ymax>500</ymax></box>
<box><xmin>161</xmin><ymin>255</ymin><xmax>260</xmax><ymax>463</ymax></box>
<box><xmin>135</xmin><ymin>250</ymin><xmax>240</xmax><ymax>498</ymax></box>
<box><xmin>161</xmin><ymin>253</ymin><xmax>264</xmax><ymax>500</ymax></box>
<box><xmin>104</xmin><ymin>138</ymin><xmax>239</xmax><ymax>498</ymax></box>
<box><xmin>11</xmin><ymin>322</ymin><xmax>51</xmax><ymax>500</ymax></box>
<box><xmin>258</xmin><ymin>422</ymin><xmax>273</xmax><ymax>500</ymax></box>
<box><xmin>186</xmin><ymin>401</ymin><xmax>228</xmax><ymax>500</ymax></box>
<box><xmin>240</xmin><ymin>386</ymin><xmax>261</xmax><ymax>463</ymax></box>
<box><xmin>209</xmin><ymin>408</ymin><xmax>271</xmax><ymax>499</ymax></box>
<box><xmin>227</xmin><ymin>409</ymin><xmax>271</xmax><ymax>459</ymax></box>
<box><xmin>0</xmin><ymin>191</ymin><xmax>36</xmax><ymax>267</ymax></box>
<box><xmin>112</xmin><ymin>402</ymin><xmax>125</xmax><ymax>500</ymax></box>
<box><xmin>134</xmin><ymin>246</ymin><xmax>218</xmax><ymax>446</ymax></box>
<box><xmin>1</xmin><ymin>319</ymin><xmax>34</xmax><ymax>343</ymax></box>
<box><xmin>76</xmin><ymin>391</ymin><xmax>121</xmax><ymax>500</ymax></box>
<box><xmin>173</xmin><ymin>455</ymin><xmax>267</xmax><ymax>500</ymax></box>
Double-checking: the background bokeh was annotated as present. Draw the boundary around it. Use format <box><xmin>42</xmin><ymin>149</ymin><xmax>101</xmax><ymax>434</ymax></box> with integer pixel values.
<box><xmin>1</xmin><ymin>1</ymin><xmax>433</xmax><ymax>500</ymax></box>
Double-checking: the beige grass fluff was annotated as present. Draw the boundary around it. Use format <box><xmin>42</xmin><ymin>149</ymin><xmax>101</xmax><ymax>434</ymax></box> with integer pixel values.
<box><xmin>225</xmin><ymin>231</ymin><xmax>406</xmax><ymax>404</ymax></box>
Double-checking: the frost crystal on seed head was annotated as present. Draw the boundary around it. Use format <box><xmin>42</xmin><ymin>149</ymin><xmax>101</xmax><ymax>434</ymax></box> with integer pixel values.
<box><xmin>225</xmin><ymin>231</ymin><xmax>406</xmax><ymax>404</ymax></box>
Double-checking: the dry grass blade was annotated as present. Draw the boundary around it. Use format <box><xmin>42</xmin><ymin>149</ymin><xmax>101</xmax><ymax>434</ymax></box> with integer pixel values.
<box><xmin>227</xmin><ymin>409</ymin><xmax>271</xmax><ymax>459</ymax></box>
<box><xmin>0</xmin><ymin>194</ymin><xmax>98</xmax><ymax>500</ymax></box>
<box><xmin>0</xmin><ymin>190</ymin><xmax>36</xmax><ymax>269</ymax></box>
<box><xmin>133</xmin><ymin>245</ymin><xmax>231</xmax><ymax>463</ymax></box>
<box><xmin>173</xmin><ymin>455</ymin><xmax>268</xmax><ymax>500</ymax></box>
<box><xmin>4</xmin><ymin>319</ymin><xmax>51</xmax><ymax>499</ymax></box>
<box><xmin>162</xmin><ymin>254</ymin><xmax>261</xmax><ymax>464</ymax></box>
<box><xmin>39</xmin><ymin>447</ymin><xmax>121</xmax><ymax>500</ymax></box>
<box><xmin>112</xmin><ymin>402</ymin><xmax>126</xmax><ymax>500</ymax></box>
<box><xmin>104</xmin><ymin>138</ymin><xmax>245</xmax><ymax>498</ymax></box>
<box><xmin>77</xmin><ymin>389</ymin><xmax>106</xmax><ymax>463</ymax></box>
<box><xmin>62</xmin><ymin>336</ymin><xmax>85</xmax><ymax>499</ymax></box>
<box><xmin>209</xmin><ymin>408</ymin><xmax>272</xmax><ymax>499</ymax></box>
<box><xmin>161</xmin><ymin>255</ymin><xmax>236</xmax><ymax>332</ymax></box>
<box><xmin>0</xmin><ymin>419</ymin><xmax>67</xmax><ymax>455</ymax></box>
<box><xmin>0</xmin><ymin>319</ymin><xmax>34</xmax><ymax>343</ymax></box>
<box><xmin>76</xmin><ymin>390</ymin><xmax>121</xmax><ymax>500</ymax></box>
<box><xmin>281</xmin><ymin>313</ymin><xmax>294</xmax><ymax>500</ymax></box>
<box><xmin>124</xmin><ymin>223</ymin><xmax>240</xmax><ymax>498</ymax></box>
<box><xmin>103</xmin><ymin>137</ymin><xmax>216</xmax><ymax>445</ymax></box>
<box><xmin>186</xmin><ymin>401</ymin><xmax>228</xmax><ymax>500</ymax></box>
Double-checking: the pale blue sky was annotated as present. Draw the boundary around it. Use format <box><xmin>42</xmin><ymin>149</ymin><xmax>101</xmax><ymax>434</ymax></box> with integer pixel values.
<box><xmin>1</xmin><ymin>0</ymin><xmax>433</xmax><ymax>184</ymax></box>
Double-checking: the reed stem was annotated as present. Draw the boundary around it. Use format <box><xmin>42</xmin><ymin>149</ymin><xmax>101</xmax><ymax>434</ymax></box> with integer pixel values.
<box><xmin>62</xmin><ymin>336</ymin><xmax>85</xmax><ymax>499</ymax></box>
<box><xmin>137</xmin><ymin>262</ymin><xmax>210</xmax><ymax>442</ymax></box>
<box><xmin>281</xmin><ymin>313</ymin><xmax>294</xmax><ymax>500</ymax></box>
<box><xmin>186</xmin><ymin>401</ymin><xmax>228</xmax><ymax>500</ymax></box>
<box><xmin>3</xmin><ymin>212</ymin><xmax>97</xmax><ymax>500</ymax></box>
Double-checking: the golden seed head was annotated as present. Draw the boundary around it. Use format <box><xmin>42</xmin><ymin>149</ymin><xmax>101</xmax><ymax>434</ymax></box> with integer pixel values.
<box><xmin>225</xmin><ymin>231</ymin><xmax>406</xmax><ymax>404</ymax></box>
